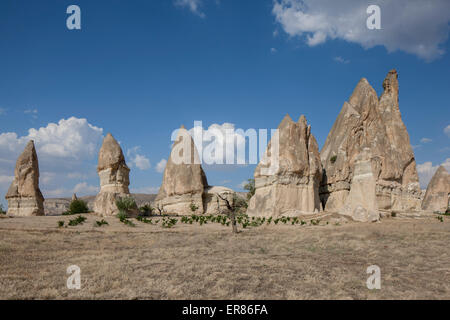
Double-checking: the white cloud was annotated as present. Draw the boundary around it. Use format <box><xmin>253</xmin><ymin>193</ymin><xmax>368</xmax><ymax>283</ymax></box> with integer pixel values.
<box><xmin>273</xmin><ymin>0</ymin><xmax>450</xmax><ymax>61</ymax></box>
<box><xmin>417</xmin><ymin>158</ymin><xmax>450</xmax><ymax>188</ymax></box>
<box><xmin>174</xmin><ymin>0</ymin><xmax>205</xmax><ymax>18</ymax></box>
<box><xmin>156</xmin><ymin>159</ymin><xmax>167</xmax><ymax>173</ymax></box>
<box><xmin>0</xmin><ymin>117</ymin><xmax>104</xmax><ymax>199</ymax></box>
<box><xmin>445</xmin><ymin>125</ymin><xmax>450</xmax><ymax>137</ymax></box>
<box><xmin>333</xmin><ymin>56</ymin><xmax>350</xmax><ymax>64</ymax></box>
<box><xmin>24</xmin><ymin>108</ymin><xmax>38</xmax><ymax>119</ymax></box>
<box><xmin>0</xmin><ymin>175</ymin><xmax>14</xmax><ymax>186</ymax></box>
<box><xmin>127</xmin><ymin>147</ymin><xmax>151</xmax><ymax>171</ymax></box>
<box><xmin>73</xmin><ymin>182</ymin><xmax>99</xmax><ymax>195</ymax></box>
<box><xmin>420</xmin><ymin>138</ymin><xmax>432</xmax><ymax>143</ymax></box>
<box><xmin>270</xmin><ymin>47</ymin><xmax>278</xmax><ymax>54</ymax></box>
<box><xmin>187</xmin><ymin>122</ymin><xmax>249</xmax><ymax>165</ymax></box>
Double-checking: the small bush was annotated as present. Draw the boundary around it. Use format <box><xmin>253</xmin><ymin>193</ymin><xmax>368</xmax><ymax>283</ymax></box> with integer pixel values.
<box><xmin>68</xmin><ymin>215</ymin><xmax>87</xmax><ymax>226</ymax></box>
<box><xmin>0</xmin><ymin>204</ymin><xmax>6</xmax><ymax>215</ymax></box>
<box><xmin>95</xmin><ymin>219</ymin><xmax>109</xmax><ymax>227</ymax></box>
<box><xmin>391</xmin><ymin>212</ymin><xmax>397</xmax><ymax>217</ymax></box>
<box><xmin>436</xmin><ymin>216</ymin><xmax>444</xmax><ymax>223</ymax></box>
<box><xmin>117</xmin><ymin>210</ymin><xmax>135</xmax><ymax>227</ymax></box>
<box><xmin>57</xmin><ymin>221</ymin><xmax>65</xmax><ymax>228</ymax></box>
<box><xmin>69</xmin><ymin>199</ymin><xmax>89</xmax><ymax>214</ymax></box>
<box><xmin>190</xmin><ymin>202</ymin><xmax>199</xmax><ymax>212</ymax></box>
<box><xmin>139</xmin><ymin>204</ymin><xmax>154</xmax><ymax>217</ymax></box>
<box><xmin>116</xmin><ymin>197</ymin><xmax>137</xmax><ymax>214</ymax></box>
<box><xmin>330</xmin><ymin>155</ymin><xmax>337</xmax><ymax>164</ymax></box>
<box><xmin>244</xmin><ymin>179</ymin><xmax>256</xmax><ymax>200</ymax></box>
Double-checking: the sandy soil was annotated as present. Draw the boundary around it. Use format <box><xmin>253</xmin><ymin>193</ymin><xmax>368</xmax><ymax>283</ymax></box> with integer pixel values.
<box><xmin>0</xmin><ymin>213</ymin><xmax>449</xmax><ymax>300</ymax></box>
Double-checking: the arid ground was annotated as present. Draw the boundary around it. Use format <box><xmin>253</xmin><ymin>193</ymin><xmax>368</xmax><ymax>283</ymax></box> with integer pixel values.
<box><xmin>0</xmin><ymin>213</ymin><xmax>449</xmax><ymax>300</ymax></box>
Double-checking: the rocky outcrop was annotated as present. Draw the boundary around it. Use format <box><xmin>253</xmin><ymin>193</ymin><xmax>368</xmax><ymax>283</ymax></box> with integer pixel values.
<box><xmin>340</xmin><ymin>148</ymin><xmax>380</xmax><ymax>222</ymax></box>
<box><xmin>247</xmin><ymin>114</ymin><xmax>322</xmax><ymax>217</ymax></box>
<box><xmin>204</xmin><ymin>186</ymin><xmax>235</xmax><ymax>215</ymax></box>
<box><xmin>320</xmin><ymin>70</ymin><xmax>421</xmax><ymax>213</ymax></box>
<box><xmin>155</xmin><ymin>126</ymin><xmax>208</xmax><ymax>215</ymax></box>
<box><xmin>93</xmin><ymin>133</ymin><xmax>131</xmax><ymax>216</ymax></box>
<box><xmin>5</xmin><ymin>140</ymin><xmax>44</xmax><ymax>216</ymax></box>
<box><xmin>422</xmin><ymin>166</ymin><xmax>450</xmax><ymax>213</ymax></box>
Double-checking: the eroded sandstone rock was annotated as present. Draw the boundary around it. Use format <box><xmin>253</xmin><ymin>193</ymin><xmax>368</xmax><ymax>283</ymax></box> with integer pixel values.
<box><xmin>320</xmin><ymin>70</ymin><xmax>421</xmax><ymax>213</ymax></box>
<box><xmin>155</xmin><ymin>126</ymin><xmax>208</xmax><ymax>215</ymax></box>
<box><xmin>422</xmin><ymin>166</ymin><xmax>449</xmax><ymax>213</ymax></box>
<box><xmin>340</xmin><ymin>148</ymin><xmax>380</xmax><ymax>222</ymax></box>
<box><xmin>247</xmin><ymin>114</ymin><xmax>322</xmax><ymax>217</ymax></box>
<box><xmin>93</xmin><ymin>133</ymin><xmax>131</xmax><ymax>216</ymax></box>
<box><xmin>5</xmin><ymin>140</ymin><xmax>44</xmax><ymax>216</ymax></box>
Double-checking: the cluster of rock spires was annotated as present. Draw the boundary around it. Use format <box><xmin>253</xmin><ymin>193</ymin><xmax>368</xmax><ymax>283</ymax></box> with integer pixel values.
<box><xmin>320</xmin><ymin>70</ymin><xmax>422</xmax><ymax>221</ymax></box>
<box><xmin>4</xmin><ymin>70</ymin><xmax>449</xmax><ymax>219</ymax></box>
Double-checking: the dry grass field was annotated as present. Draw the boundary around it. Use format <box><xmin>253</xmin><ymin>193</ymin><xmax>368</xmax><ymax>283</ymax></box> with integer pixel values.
<box><xmin>0</xmin><ymin>213</ymin><xmax>449</xmax><ymax>300</ymax></box>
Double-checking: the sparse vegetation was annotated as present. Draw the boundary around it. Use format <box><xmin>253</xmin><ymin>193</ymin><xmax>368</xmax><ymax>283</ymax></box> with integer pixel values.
<box><xmin>117</xmin><ymin>210</ymin><xmax>135</xmax><ymax>227</ymax></box>
<box><xmin>0</xmin><ymin>204</ymin><xmax>6</xmax><ymax>215</ymax></box>
<box><xmin>139</xmin><ymin>204</ymin><xmax>154</xmax><ymax>217</ymax></box>
<box><xmin>69</xmin><ymin>199</ymin><xmax>89</xmax><ymax>214</ymax></box>
<box><xmin>330</xmin><ymin>155</ymin><xmax>337</xmax><ymax>164</ymax></box>
<box><xmin>244</xmin><ymin>178</ymin><xmax>256</xmax><ymax>200</ymax></box>
<box><xmin>116</xmin><ymin>197</ymin><xmax>137</xmax><ymax>214</ymax></box>
<box><xmin>95</xmin><ymin>219</ymin><xmax>109</xmax><ymax>227</ymax></box>
<box><xmin>68</xmin><ymin>215</ymin><xmax>87</xmax><ymax>227</ymax></box>
<box><xmin>57</xmin><ymin>221</ymin><xmax>65</xmax><ymax>228</ymax></box>
<box><xmin>190</xmin><ymin>202</ymin><xmax>199</xmax><ymax>212</ymax></box>
<box><xmin>436</xmin><ymin>216</ymin><xmax>444</xmax><ymax>223</ymax></box>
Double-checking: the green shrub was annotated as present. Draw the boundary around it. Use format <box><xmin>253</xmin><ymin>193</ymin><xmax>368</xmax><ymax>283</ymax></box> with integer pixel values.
<box><xmin>95</xmin><ymin>219</ymin><xmax>109</xmax><ymax>227</ymax></box>
<box><xmin>57</xmin><ymin>221</ymin><xmax>65</xmax><ymax>228</ymax></box>
<box><xmin>116</xmin><ymin>197</ymin><xmax>137</xmax><ymax>214</ymax></box>
<box><xmin>117</xmin><ymin>210</ymin><xmax>135</xmax><ymax>227</ymax></box>
<box><xmin>139</xmin><ymin>204</ymin><xmax>154</xmax><ymax>217</ymax></box>
<box><xmin>190</xmin><ymin>202</ymin><xmax>199</xmax><ymax>212</ymax></box>
<box><xmin>244</xmin><ymin>179</ymin><xmax>256</xmax><ymax>200</ymax></box>
<box><xmin>330</xmin><ymin>155</ymin><xmax>337</xmax><ymax>164</ymax></box>
<box><xmin>69</xmin><ymin>199</ymin><xmax>89</xmax><ymax>214</ymax></box>
<box><xmin>68</xmin><ymin>215</ymin><xmax>87</xmax><ymax>226</ymax></box>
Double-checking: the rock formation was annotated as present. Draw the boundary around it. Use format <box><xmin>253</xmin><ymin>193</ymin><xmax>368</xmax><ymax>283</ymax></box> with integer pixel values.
<box><xmin>5</xmin><ymin>140</ymin><xmax>44</xmax><ymax>216</ymax></box>
<box><xmin>93</xmin><ymin>133</ymin><xmax>131</xmax><ymax>216</ymax></box>
<box><xmin>204</xmin><ymin>186</ymin><xmax>235</xmax><ymax>215</ymax></box>
<box><xmin>340</xmin><ymin>148</ymin><xmax>380</xmax><ymax>222</ymax></box>
<box><xmin>247</xmin><ymin>114</ymin><xmax>323</xmax><ymax>217</ymax></box>
<box><xmin>320</xmin><ymin>70</ymin><xmax>421</xmax><ymax>213</ymax></box>
<box><xmin>421</xmin><ymin>166</ymin><xmax>449</xmax><ymax>213</ymax></box>
<box><xmin>155</xmin><ymin>126</ymin><xmax>208</xmax><ymax>215</ymax></box>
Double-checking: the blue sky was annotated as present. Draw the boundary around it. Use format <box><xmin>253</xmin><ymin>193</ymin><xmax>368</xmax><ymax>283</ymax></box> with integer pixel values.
<box><xmin>1</xmin><ymin>0</ymin><xmax>449</xmax><ymax>206</ymax></box>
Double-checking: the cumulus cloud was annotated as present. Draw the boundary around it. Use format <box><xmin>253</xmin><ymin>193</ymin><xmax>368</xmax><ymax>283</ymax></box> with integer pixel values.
<box><xmin>417</xmin><ymin>158</ymin><xmax>450</xmax><ymax>188</ymax></box>
<box><xmin>174</xmin><ymin>0</ymin><xmax>205</xmax><ymax>18</ymax></box>
<box><xmin>186</xmin><ymin>122</ymin><xmax>253</xmax><ymax>165</ymax></box>
<box><xmin>73</xmin><ymin>182</ymin><xmax>99</xmax><ymax>195</ymax></box>
<box><xmin>445</xmin><ymin>125</ymin><xmax>450</xmax><ymax>137</ymax></box>
<box><xmin>127</xmin><ymin>147</ymin><xmax>151</xmax><ymax>171</ymax></box>
<box><xmin>273</xmin><ymin>0</ymin><xmax>450</xmax><ymax>61</ymax></box>
<box><xmin>420</xmin><ymin>138</ymin><xmax>432</xmax><ymax>143</ymax></box>
<box><xmin>0</xmin><ymin>117</ymin><xmax>104</xmax><ymax>200</ymax></box>
<box><xmin>156</xmin><ymin>159</ymin><xmax>167</xmax><ymax>173</ymax></box>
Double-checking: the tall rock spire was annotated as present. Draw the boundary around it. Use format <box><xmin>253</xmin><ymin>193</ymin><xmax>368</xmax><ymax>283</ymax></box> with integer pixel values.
<box><xmin>247</xmin><ymin>114</ymin><xmax>322</xmax><ymax>217</ymax></box>
<box><xmin>5</xmin><ymin>140</ymin><xmax>44</xmax><ymax>216</ymax></box>
<box><xmin>155</xmin><ymin>126</ymin><xmax>208</xmax><ymax>215</ymax></box>
<box><xmin>320</xmin><ymin>70</ymin><xmax>421</xmax><ymax>214</ymax></box>
<box><xmin>93</xmin><ymin>133</ymin><xmax>131</xmax><ymax>216</ymax></box>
